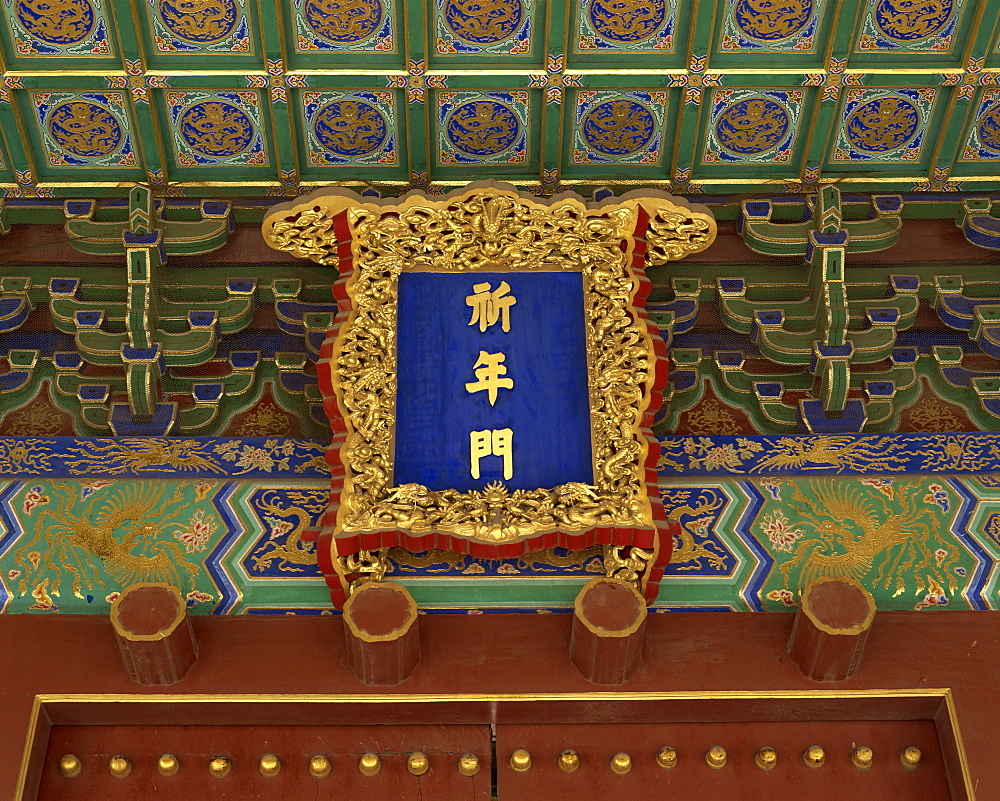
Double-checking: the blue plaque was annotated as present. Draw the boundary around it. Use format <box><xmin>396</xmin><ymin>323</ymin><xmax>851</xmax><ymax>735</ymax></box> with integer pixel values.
<box><xmin>395</xmin><ymin>272</ymin><xmax>593</xmax><ymax>491</ymax></box>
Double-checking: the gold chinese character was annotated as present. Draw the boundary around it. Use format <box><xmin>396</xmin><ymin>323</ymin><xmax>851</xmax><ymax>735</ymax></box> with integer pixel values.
<box><xmin>470</xmin><ymin>428</ymin><xmax>513</xmax><ymax>480</ymax></box>
<box><xmin>467</xmin><ymin>281</ymin><xmax>516</xmax><ymax>333</ymax></box>
<box><xmin>464</xmin><ymin>350</ymin><xmax>513</xmax><ymax>405</ymax></box>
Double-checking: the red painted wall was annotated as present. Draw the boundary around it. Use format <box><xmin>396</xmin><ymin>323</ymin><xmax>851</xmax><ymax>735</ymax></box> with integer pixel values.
<box><xmin>1</xmin><ymin>611</ymin><xmax>996</xmax><ymax>798</ymax></box>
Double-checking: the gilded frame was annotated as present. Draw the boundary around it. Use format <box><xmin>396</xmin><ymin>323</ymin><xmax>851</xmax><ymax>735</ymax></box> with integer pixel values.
<box><xmin>263</xmin><ymin>182</ymin><xmax>715</xmax><ymax>588</ymax></box>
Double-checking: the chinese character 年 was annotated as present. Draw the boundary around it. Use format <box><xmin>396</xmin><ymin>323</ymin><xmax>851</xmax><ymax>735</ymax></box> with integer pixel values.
<box><xmin>465</xmin><ymin>350</ymin><xmax>513</xmax><ymax>406</ymax></box>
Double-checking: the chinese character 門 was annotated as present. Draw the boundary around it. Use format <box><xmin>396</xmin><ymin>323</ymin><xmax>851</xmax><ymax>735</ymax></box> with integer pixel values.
<box><xmin>470</xmin><ymin>428</ymin><xmax>513</xmax><ymax>479</ymax></box>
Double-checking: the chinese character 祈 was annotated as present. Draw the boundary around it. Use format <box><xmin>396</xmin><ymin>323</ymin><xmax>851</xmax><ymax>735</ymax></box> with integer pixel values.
<box><xmin>467</xmin><ymin>281</ymin><xmax>516</xmax><ymax>333</ymax></box>
<box><xmin>465</xmin><ymin>350</ymin><xmax>513</xmax><ymax>405</ymax></box>
<box><xmin>470</xmin><ymin>428</ymin><xmax>513</xmax><ymax>480</ymax></box>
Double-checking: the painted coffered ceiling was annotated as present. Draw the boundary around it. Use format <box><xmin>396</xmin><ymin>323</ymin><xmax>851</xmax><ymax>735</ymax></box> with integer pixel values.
<box><xmin>0</xmin><ymin>0</ymin><xmax>996</xmax><ymax>198</ymax></box>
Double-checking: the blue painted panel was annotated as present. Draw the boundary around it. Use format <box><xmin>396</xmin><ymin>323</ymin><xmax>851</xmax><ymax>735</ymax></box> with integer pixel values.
<box><xmin>10</xmin><ymin>434</ymin><xmax>1000</xmax><ymax>481</ymax></box>
<box><xmin>395</xmin><ymin>272</ymin><xmax>593</xmax><ymax>491</ymax></box>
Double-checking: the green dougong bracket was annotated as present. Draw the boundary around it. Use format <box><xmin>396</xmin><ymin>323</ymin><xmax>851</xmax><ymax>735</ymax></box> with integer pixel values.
<box><xmin>932</xmin><ymin>345</ymin><xmax>1000</xmax><ymax>429</ymax></box>
<box><xmin>0</xmin><ymin>350</ymin><xmax>40</xmax><ymax>410</ymax></box>
<box><xmin>51</xmin><ymin>239</ymin><xmax>233</xmax><ymax>370</ymax></box>
<box><xmin>713</xmin><ymin>193</ymin><xmax>919</xmax><ymax>431</ymax></box>
<box><xmin>718</xmin><ymin>267</ymin><xmax>917</xmax><ymax>369</ymax></box>
<box><xmin>0</xmin><ymin>276</ymin><xmax>33</xmax><ymax>335</ymax></box>
<box><xmin>47</xmin><ymin>206</ymin><xmax>258</xmax><ymax>433</ymax></box>
<box><xmin>64</xmin><ymin>186</ymin><xmax>233</xmax><ymax>257</ymax></box>
<box><xmin>738</xmin><ymin>186</ymin><xmax>903</xmax><ymax>257</ymax></box>
<box><xmin>954</xmin><ymin>197</ymin><xmax>1000</xmax><ymax>251</ymax></box>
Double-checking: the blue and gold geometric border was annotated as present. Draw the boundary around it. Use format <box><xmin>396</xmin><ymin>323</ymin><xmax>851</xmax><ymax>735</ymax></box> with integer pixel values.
<box><xmin>7</xmin><ymin>435</ymin><xmax>1000</xmax><ymax>479</ymax></box>
<box><xmin>658</xmin><ymin>433</ymin><xmax>1000</xmax><ymax>477</ymax></box>
<box><xmin>2</xmin><ymin>471</ymin><xmax>996</xmax><ymax>614</ymax></box>
<box><xmin>0</xmin><ymin>438</ymin><xmax>330</xmax><ymax>478</ymax></box>
<box><xmin>1</xmin><ymin>434</ymin><xmax>999</xmax><ymax>615</ymax></box>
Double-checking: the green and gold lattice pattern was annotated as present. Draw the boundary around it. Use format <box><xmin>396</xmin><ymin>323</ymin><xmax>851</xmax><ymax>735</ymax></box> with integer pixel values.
<box><xmin>0</xmin><ymin>0</ymin><xmax>996</xmax><ymax>197</ymax></box>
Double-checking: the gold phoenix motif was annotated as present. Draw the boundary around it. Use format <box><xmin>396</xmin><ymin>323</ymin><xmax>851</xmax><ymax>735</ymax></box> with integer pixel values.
<box><xmin>13</xmin><ymin>483</ymin><xmax>207</xmax><ymax>601</ymax></box>
<box><xmin>777</xmin><ymin>480</ymin><xmax>960</xmax><ymax>597</ymax></box>
<box><xmin>263</xmin><ymin>182</ymin><xmax>715</xmax><ymax>548</ymax></box>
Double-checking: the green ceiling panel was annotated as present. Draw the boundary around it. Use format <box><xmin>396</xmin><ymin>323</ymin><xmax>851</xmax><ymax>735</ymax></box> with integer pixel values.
<box><xmin>563</xmin><ymin>88</ymin><xmax>675</xmax><ymax>178</ymax></box>
<box><xmin>568</xmin><ymin>0</ymin><xmax>690</xmax><ymax>69</ymax></box>
<box><xmin>433</xmin><ymin>87</ymin><xmax>540</xmax><ymax>178</ymax></box>
<box><xmin>158</xmin><ymin>89</ymin><xmax>274</xmax><ymax>177</ymax></box>
<box><xmin>849</xmin><ymin>0</ymin><xmax>980</xmax><ymax>67</ymax></box>
<box><xmin>285</xmin><ymin>0</ymin><xmax>402</xmax><ymax>69</ymax></box>
<box><xmin>954</xmin><ymin>86</ymin><xmax>1000</xmax><ymax>177</ymax></box>
<box><xmin>429</xmin><ymin>0</ymin><xmax>542</xmax><ymax>66</ymax></box>
<box><xmin>138</xmin><ymin>0</ymin><xmax>262</xmax><ymax>68</ymax></box>
<box><xmin>21</xmin><ymin>89</ymin><xmax>146</xmax><ymax>180</ymax></box>
<box><xmin>298</xmin><ymin>88</ymin><xmax>407</xmax><ymax>180</ymax></box>
<box><xmin>693</xmin><ymin>87</ymin><xmax>812</xmax><ymax>178</ymax></box>
<box><xmin>0</xmin><ymin>0</ymin><xmax>998</xmax><ymax>197</ymax></box>
<box><xmin>0</xmin><ymin>0</ymin><xmax>121</xmax><ymax>70</ymax></box>
<box><xmin>823</xmin><ymin>86</ymin><xmax>944</xmax><ymax>173</ymax></box>
<box><xmin>707</xmin><ymin>0</ymin><xmax>836</xmax><ymax>68</ymax></box>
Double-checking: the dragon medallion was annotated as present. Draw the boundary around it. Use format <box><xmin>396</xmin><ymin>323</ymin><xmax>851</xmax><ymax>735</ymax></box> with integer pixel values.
<box><xmin>715</xmin><ymin>97</ymin><xmax>790</xmax><ymax>156</ymax></box>
<box><xmin>588</xmin><ymin>0</ymin><xmax>665</xmax><ymax>42</ymax></box>
<box><xmin>582</xmin><ymin>99</ymin><xmax>656</xmax><ymax>156</ymax></box>
<box><xmin>158</xmin><ymin>0</ymin><xmax>238</xmax><ymax>42</ymax></box>
<box><xmin>15</xmin><ymin>0</ymin><xmax>94</xmax><ymax>43</ymax></box>
<box><xmin>874</xmin><ymin>0</ymin><xmax>952</xmax><ymax>41</ymax></box>
<box><xmin>443</xmin><ymin>0</ymin><xmax>522</xmax><ymax>44</ymax></box>
<box><xmin>304</xmin><ymin>0</ymin><xmax>383</xmax><ymax>43</ymax></box>
<box><xmin>845</xmin><ymin>96</ymin><xmax>920</xmax><ymax>153</ymax></box>
<box><xmin>733</xmin><ymin>0</ymin><xmax>812</xmax><ymax>41</ymax></box>
<box><xmin>977</xmin><ymin>102</ymin><xmax>1000</xmax><ymax>153</ymax></box>
<box><xmin>445</xmin><ymin>100</ymin><xmax>520</xmax><ymax>156</ymax></box>
<box><xmin>314</xmin><ymin>100</ymin><xmax>388</xmax><ymax>156</ymax></box>
<box><xmin>48</xmin><ymin>101</ymin><xmax>122</xmax><ymax>159</ymax></box>
<box><xmin>179</xmin><ymin>101</ymin><xmax>254</xmax><ymax>158</ymax></box>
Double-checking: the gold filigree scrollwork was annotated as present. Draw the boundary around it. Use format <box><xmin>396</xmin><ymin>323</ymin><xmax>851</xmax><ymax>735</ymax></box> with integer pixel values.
<box><xmin>267</xmin><ymin>207</ymin><xmax>341</xmax><ymax>265</ymax></box>
<box><xmin>644</xmin><ymin>203</ymin><xmax>716</xmax><ymax>265</ymax></box>
<box><xmin>338</xmin><ymin>547</ymin><xmax>390</xmax><ymax>590</ymax></box>
<box><xmin>603</xmin><ymin>543</ymin><xmax>655</xmax><ymax>587</ymax></box>
<box><xmin>263</xmin><ymin>182</ymin><xmax>716</xmax><ymax>547</ymax></box>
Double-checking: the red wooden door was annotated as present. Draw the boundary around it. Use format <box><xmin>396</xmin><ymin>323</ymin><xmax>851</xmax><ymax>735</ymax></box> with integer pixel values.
<box><xmin>497</xmin><ymin>721</ymin><xmax>952</xmax><ymax>800</ymax></box>
<box><xmin>38</xmin><ymin>724</ymin><xmax>492</xmax><ymax>799</ymax></box>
